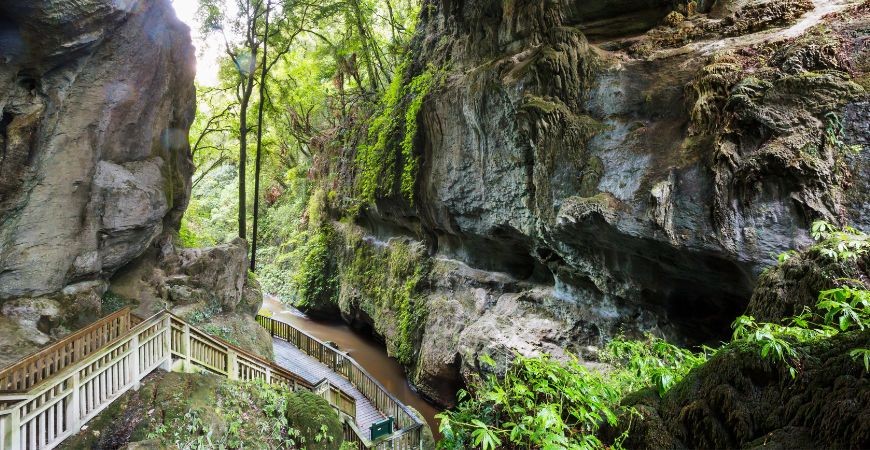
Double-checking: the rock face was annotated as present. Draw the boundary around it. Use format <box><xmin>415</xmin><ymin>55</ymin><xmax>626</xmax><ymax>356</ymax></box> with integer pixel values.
<box><xmin>111</xmin><ymin>237</ymin><xmax>272</xmax><ymax>359</ymax></box>
<box><xmin>0</xmin><ymin>0</ymin><xmax>195</xmax><ymax>363</ymax></box>
<box><xmin>0</xmin><ymin>0</ymin><xmax>195</xmax><ymax>300</ymax></box>
<box><xmin>613</xmin><ymin>330</ymin><xmax>869</xmax><ymax>449</ymax></box>
<box><xmin>314</xmin><ymin>0</ymin><xmax>870</xmax><ymax>406</ymax></box>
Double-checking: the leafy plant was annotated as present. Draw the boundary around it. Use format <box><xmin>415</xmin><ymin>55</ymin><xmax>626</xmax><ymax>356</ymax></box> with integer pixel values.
<box><xmin>437</xmin><ymin>354</ymin><xmax>622</xmax><ymax>450</ymax></box>
<box><xmin>825</xmin><ymin>112</ymin><xmax>863</xmax><ymax>155</ymax></box>
<box><xmin>850</xmin><ymin>348</ymin><xmax>870</xmax><ymax>372</ymax></box>
<box><xmin>603</xmin><ymin>335</ymin><xmax>710</xmax><ymax>396</ymax></box>
<box><xmin>817</xmin><ymin>285</ymin><xmax>869</xmax><ymax>331</ymax></box>
<box><xmin>810</xmin><ymin>220</ymin><xmax>869</xmax><ymax>261</ymax></box>
<box><xmin>731</xmin><ymin>284</ymin><xmax>868</xmax><ymax>378</ymax></box>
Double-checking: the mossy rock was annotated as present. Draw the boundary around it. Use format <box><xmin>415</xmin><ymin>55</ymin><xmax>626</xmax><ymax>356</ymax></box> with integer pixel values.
<box><xmin>614</xmin><ymin>331</ymin><xmax>870</xmax><ymax>449</ymax></box>
<box><xmin>59</xmin><ymin>371</ymin><xmax>224</xmax><ymax>449</ymax></box>
<box><xmin>285</xmin><ymin>390</ymin><xmax>344</xmax><ymax>450</ymax></box>
<box><xmin>59</xmin><ymin>372</ymin><xmax>345</xmax><ymax>449</ymax></box>
<box><xmin>748</xmin><ymin>249</ymin><xmax>869</xmax><ymax>323</ymax></box>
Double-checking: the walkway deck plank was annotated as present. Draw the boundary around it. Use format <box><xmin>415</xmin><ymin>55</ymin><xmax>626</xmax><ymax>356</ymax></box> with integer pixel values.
<box><xmin>273</xmin><ymin>338</ymin><xmax>385</xmax><ymax>432</ymax></box>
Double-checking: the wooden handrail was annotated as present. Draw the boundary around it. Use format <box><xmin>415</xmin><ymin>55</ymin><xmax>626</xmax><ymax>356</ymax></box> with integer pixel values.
<box><xmin>0</xmin><ymin>307</ymin><xmax>133</xmax><ymax>392</ymax></box>
<box><xmin>256</xmin><ymin>314</ymin><xmax>426</xmax><ymax>447</ymax></box>
<box><xmin>166</xmin><ymin>313</ymin><xmax>315</xmax><ymax>391</ymax></box>
<box><xmin>0</xmin><ymin>308</ymin><xmax>372</xmax><ymax>450</ymax></box>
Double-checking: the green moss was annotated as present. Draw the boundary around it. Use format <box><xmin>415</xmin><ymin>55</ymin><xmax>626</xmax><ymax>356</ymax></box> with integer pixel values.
<box><xmin>355</xmin><ymin>62</ymin><xmax>443</xmax><ymax>208</ymax></box>
<box><xmin>337</xmin><ymin>226</ymin><xmax>430</xmax><ymax>366</ymax></box>
<box><xmin>854</xmin><ymin>73</ymin><xmax>870</xmax><ymax>91</ymax></box>
<box><xmin>101</xmin><ymin>290</ymin><xmax>133</xmax><ymax>314</ymax></box>
<box><xmin>285</xmin><ymin>391</ymin><xmax>344</xmax><ymax>450</ymax></box>
<box><xmin>294</xmin><ymin>224</ymin><xmax>339</xmax><ymax>313</ymax></box>
<box><xmin>521</xmin><ymin>95</ymin><xmax>561</xmax><ymax>114</ymax></box>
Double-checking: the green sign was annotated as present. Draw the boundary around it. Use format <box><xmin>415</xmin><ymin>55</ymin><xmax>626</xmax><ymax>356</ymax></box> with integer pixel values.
<box><xmin>370</xmin><ymin>417</ymin><xmax>394</xmax><ymax>440</ymax></box>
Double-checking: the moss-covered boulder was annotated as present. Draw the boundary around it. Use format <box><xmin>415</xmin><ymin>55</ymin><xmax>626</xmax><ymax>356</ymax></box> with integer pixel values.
<box><xmin>59</xmin><ymin>371</ymin><xmax>345</xmax><ymax>449</ymax></box>
<box><xmin>748</xmin><ymin>251</ymin><xmax>869</xmax><ymax>322</ymax></box>
<box><xmin>285</xmin><ymin>390</ymin><xmax>345</xmax><ymax>450</ymax></box>
<box><xmin>612</xmin><ymin>331</ymin><xmax>870</xmax><ymax>449</ymax></box>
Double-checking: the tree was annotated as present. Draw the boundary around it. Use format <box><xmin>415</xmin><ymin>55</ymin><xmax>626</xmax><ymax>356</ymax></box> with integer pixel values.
<box><xmin>199</xmin><ymin>0</ymin><xmax>269</xmax><ymax>241</ymax></box>
<box><xmin>250</xmin><ymin>0</ymin><xmax>271</xmax><ymax>270</ymax></box>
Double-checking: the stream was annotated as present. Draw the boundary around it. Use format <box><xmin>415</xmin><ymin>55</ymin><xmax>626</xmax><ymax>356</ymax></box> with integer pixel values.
<box><xmin>262</xmin><ymin>295</ymin><xmax>442</xmax><ymax>439</ymax></box>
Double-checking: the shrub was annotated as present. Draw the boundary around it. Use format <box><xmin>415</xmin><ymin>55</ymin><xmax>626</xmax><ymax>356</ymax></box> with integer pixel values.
<box><xmin>437</xmin><ymin>354</ymin><xmax>623</xmax><ymax>450</ymax></box>
<box><xmin>285</xmin><ymin>390</ymin><xmax>344</xmax><ymax>450</ymax></box>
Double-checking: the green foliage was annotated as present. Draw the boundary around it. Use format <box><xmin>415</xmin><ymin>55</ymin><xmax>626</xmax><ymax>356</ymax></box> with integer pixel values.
<box><xmin>356</xmin><ymin>63</ymin><xmax>442</xmax><ymax>207</ymax></box>
<box><xmin>293</xmin><ymin>224</ymin><xmax>339</xmax><ymax>310</ymax></box>
<box><xmin>254</xmin><ymin>166</ymin><xmax>313</xmax><ymax>301</ymax></box>
<box><xmin>284</xmin><ymin>390</ymin><xmax>344</xmax><ymax>450</ymax></box>
<box><xmin>731</xmin><ymin>285</ymin><xmax>869</xmax><ymax>378</ymax></box>
<box><xmin>850</xmin><ymin>348</ymin><xmax>870</xmax><ymax>372</ymax></box>
<box><xmin>340</xmin><ymin>229</ymin><xmax>429</xmax><ymax>365</ymax></box>
<box><xmin>400</xmin><ymin>67</ymin><xmax>438</xmax><ymax>202</ymax></box>
<box><xmin>184</xmin><ymin>302</ymin><xmax>223</xmax><ymax>326</ymax></box>
<box><xmin>775</xmin><ymin>249</ymin><xmax>797</xmax><ymax>264</ymax></box>
<box><xmin>101</xmin><ymin>290</ymin><xmax>129</xmax><ymax>314</ymax></box>
<box><xmin>147</xmin><ymin>378</ymin><xmax>317</xmax><ymax>449</ymax></box>
<box><xmin>441</xmin><ymin>224</ymin><xmax>870</xmax><ymax>449</ymax></box>
<box><xmin>810</xmin><ymin>220</ymin><xmax>869</xmax><ymax>261</ymax></box>
<box><xmin>603</xmin><ymin>335</ymin><xmax>710</xmax><ymax>397</ymax></box>
<box><xmin>825</xmin><ymin>112</ymin><xmax>863</xmax><ymax>155</ymax></box>
<box><xmin>437</xmin><ymin>354</ymin><xmax>623</xmax><ymax>450</ymax></box>
<box><xmin>179</xmin><ymin>220</ymin><xmax>205</xmax><ymax>248</ymax></box>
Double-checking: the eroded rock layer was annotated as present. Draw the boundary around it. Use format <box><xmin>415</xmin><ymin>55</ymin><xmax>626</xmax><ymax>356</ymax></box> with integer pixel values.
<box><xmin>0</xmin><ymin>0</ymin><xmax>195</xmax><ymax>299</ymax></box>
<box><xmin>0</xmin><ymin>0</ymin><xmax>195</xmax><ymax>364</ymax></box>
<box><xmin>320</xmin><ymin>0</ymin><xmax>870</xmax><ymax>406</ymax></box>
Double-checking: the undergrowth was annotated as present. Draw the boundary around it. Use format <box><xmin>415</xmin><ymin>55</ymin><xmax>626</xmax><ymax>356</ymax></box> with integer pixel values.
<box><xmin>147</xmin><ymin>378</ymin><xmax>342</xmax><ymax>449</ymax></box>
<box><xmin>438</xmin><ymin>221</ymin><xmax>870</xmax><ymax>450</ymax></box>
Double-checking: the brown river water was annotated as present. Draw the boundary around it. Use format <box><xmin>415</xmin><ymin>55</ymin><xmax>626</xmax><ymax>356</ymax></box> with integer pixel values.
<box><xmin>262</xmin><ymin>295</ymin><xmax>442</xmax><ymax>439</ymax></box>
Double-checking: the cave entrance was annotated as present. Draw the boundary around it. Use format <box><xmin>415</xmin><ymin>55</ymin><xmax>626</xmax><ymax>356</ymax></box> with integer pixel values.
<box><xmin>573</xmin><ymin>0</ymin><xmax>676</xmax><ymax>43</ymax></box>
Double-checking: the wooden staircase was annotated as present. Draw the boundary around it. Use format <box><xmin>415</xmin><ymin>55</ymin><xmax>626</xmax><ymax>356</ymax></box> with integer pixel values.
<box><xmin>0</xmin><ymin>308</ymin><xmax>423</xmax><ymax>450</ymax></box>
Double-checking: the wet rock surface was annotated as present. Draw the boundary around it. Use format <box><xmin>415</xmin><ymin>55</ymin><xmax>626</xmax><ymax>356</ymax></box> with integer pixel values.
<box><xmin>0</xmin><ymin>0</ymin><xmax>195</xmax><ymax>301</ymax></box>
<box><xmin>321</xmin><ymin>0</ymin><xmax>870</xmax><ymax>407</ymax></box>
<box><xmin>610</xmin><ymin>330</ymin><xmax>870</xmax><ymax>449</ymax></box>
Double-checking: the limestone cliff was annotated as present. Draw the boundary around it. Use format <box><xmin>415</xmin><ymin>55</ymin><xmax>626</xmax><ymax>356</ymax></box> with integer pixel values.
<box><xmin>0</xmin><ymin>0</ymin><xmax>195</xmax><ymax>300</ymax></box>
<box><xmin>0</xmin><ymin>0</ymin><xmax>201</xmax><ymax>365</ymax></box>
<box><xmin>311</xmin><ymin>0</ymin><xmax>870</xmax><ymax>406</ymax></box>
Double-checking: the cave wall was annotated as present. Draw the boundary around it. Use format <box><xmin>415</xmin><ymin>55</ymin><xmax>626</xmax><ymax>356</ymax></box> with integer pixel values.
<box><xmin>0</xmin><ymin>0</ymin><xmax>196</xmax><ymax>365</ymax></box>
<box><xmin>0</xmin><ymin>0</ymin><xmax>195</xmax><ymax>300</ymax></box>
<box><xmin>329</xmin><ymin>0</ymin><xmax>870</xmax><ymax>405</ymax></box>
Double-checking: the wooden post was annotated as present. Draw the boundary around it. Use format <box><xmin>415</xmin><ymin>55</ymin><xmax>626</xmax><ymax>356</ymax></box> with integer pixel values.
<box><xmin>68</xmin><ymin>370</ymin><xmax>81</xmax><ymax>436</ymax></box>
<box><xmin>182</xmin><ymin>323</ymin><xmax>193</xmax><ymax>373</ymax></box>
<box><xmin>3</xmin><ymin>407</ymin><xmax>20</xmax><ymax>450</ymax></box>
<box><xmin>227</xmin><ymin>350</ymin><xmax>238</xmax><ymax>380</ymax></box>
<box><xmin>159</xmin><ymin>315</ymin><xmax>172</xmax><ymax>371</ymax></box>
<box><xmin>130</xmin><ymin>332</ymin><xmax>141</xmax><ymax>390</ymax></box>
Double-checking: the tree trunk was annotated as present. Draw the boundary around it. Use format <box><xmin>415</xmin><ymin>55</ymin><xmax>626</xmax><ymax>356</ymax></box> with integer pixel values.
<box><xmin>250</xmin><ymin>0</ymin><xmax>271</xmax><ymax>272</ymax></box>
<box><xmin>238</xmin><ymin>65</ymin><xmax>256</xmax><ymax>240</ymax></box>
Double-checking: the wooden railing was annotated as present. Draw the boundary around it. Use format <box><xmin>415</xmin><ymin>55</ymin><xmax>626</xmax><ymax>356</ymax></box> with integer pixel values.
<box><xmin>0</xmin><ymin>310</ymin><xmax>358</xmax><ymax>450</ymax></box>
<box><xmin>256</xmin><ymin>315</ymin><xmax>426</xmax><ymax>449</ymax></box>
<box><xmin>0</xmin><ymin>308</ymin><xmax>134</xmax><ymax>393</ymax></box>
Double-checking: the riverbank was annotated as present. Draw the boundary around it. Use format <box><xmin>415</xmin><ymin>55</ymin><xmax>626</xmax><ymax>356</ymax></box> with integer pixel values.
<box><xmin>262</xmin><ymin>295</ymin><xmax>442</xmax><ymax>438</ymax></box>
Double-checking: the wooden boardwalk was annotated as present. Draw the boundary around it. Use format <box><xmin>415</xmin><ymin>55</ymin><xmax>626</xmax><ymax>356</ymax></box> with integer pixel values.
<box><xmin>273</xmin><ymin>337</ymin><xmax>386</xmax><ymax>432</ymax></box>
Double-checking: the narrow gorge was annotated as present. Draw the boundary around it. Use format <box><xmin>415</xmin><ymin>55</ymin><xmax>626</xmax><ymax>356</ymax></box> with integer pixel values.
<box><xmin>0</xmin><ymin>0</ymin><xmax>868</xmax><ymax>449</ymax></box>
